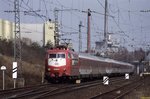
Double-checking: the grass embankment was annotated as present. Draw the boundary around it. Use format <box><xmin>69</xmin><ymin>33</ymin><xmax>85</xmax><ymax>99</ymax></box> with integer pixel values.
<box><xmin>0</xmin><ymin>39</ymin><xmax>45</xmax><ymax>90</ymax></box>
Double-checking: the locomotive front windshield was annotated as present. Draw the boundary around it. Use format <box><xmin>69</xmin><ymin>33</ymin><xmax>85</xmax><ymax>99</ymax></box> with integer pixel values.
<box><xmin>49</xmin><ymin>53</ymin><xmax>65</xmax><ymax>58</ymax></box>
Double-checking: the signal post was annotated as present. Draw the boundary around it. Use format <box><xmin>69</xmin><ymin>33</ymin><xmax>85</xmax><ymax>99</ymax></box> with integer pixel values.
<box><xmin>1</xmin><ymin>66</ymin><xmax>6</xmax><ymax>90</ymax></box>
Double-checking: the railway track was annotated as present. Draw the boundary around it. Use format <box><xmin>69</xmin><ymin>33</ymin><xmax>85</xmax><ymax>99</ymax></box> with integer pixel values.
<box><xmin>0</xmin><ymin>76</ymin><xmax>139</xmax><ymax>99</ymax></box>
<box><xmin>0</xmin><ymin>83</ymin><xmax>65</xmax><ymax>99</ymax></box>
<box><xmin>41</xmin><ymin>76</ymin><xmax>139</xmax><ymax>99</ymax></box>
<box><xmin>90</xmin><ymin>77</ymin><xmax>143</xmax><ymax>99</ymax></box>
<box><xmin>2</xmin><ymin>80</ymin><xmax>103</xmax><ymax>99</ymax></box>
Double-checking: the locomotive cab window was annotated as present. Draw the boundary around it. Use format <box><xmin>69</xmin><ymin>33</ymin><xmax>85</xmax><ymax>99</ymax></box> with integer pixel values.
<box><xmin>49</xmin><ymin>53</ymin><xmax>65</xmax><ymax>58</ymax></box>
<box><xmin>57</xmin><ymin>54</ymin><xmax>65</xmax><ymax>58</ymax></box>
<box><xmin>49</xmin><ymin>54</ymin><xmax>56</xmax><ymax>58</ymax></box>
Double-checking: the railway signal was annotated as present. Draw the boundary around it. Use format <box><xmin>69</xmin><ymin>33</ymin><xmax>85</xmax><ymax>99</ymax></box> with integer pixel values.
<box><xmin>103</xmin><ymin>76</ymin><xmax>109</xmax><ymax>85</ymax></box>
<box><xmin>13</xmin><ymin>62</ymin><xmax>17</xmax><ymax>88</ymax></box>
<box><xmin>125</xmin><ymin>73</ymin><xmax>129</xmax><ymax>79</ymax></box>
<box><xmin>1</xmin><ymin>66</ymin><xmax>6</xmax><ymax>90</ymax></box>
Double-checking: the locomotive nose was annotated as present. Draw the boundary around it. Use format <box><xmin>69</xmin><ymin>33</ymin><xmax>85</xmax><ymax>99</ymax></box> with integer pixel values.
<box><xmin>49</xmin><ymin>67</ymin><xmax>67</xmax><ymax>77</ymax></box>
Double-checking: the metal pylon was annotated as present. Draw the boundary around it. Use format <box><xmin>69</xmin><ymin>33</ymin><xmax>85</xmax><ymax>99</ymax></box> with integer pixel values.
<box><xmin>14</xmin><ymin>0</ymin><xmax>22</xmax><ymax>77</ymax></box>
<box><xmin>54</xmin><ymin>8</ymin><xmax>59</xmax><ymax>46</ymax></box>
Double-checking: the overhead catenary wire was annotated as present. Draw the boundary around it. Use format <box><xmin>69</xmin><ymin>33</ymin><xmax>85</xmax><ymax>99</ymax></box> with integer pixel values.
<box><xmin>97</xmin><ymin>0</ymin><xmax>134</xmax><ymax>42</ymax></box>
<box><xmin>4</xmin><ymin>0</ymin><xmax>149</xmax><ymax>51</ymax></box>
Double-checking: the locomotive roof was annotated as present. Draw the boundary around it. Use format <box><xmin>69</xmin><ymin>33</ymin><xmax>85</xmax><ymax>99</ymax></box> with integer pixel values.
<box><xmin>79</xmin><ymin>53</ymin><xmax>134</xmax><ymax>67</ymax></box>
<box><xmin>46</xmin><ymin>48</ymin><xmax>76</xmax><ymax>54</ymax></box>
<box><xmin>47</xmin><ymin>45</ymin><xmax>75</xmax><ymax>52</ymax></box>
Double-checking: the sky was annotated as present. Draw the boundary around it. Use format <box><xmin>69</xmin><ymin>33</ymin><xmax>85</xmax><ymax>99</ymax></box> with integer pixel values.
<box><xmin>0</xmin><ymin>0</ymin><xmax>150</xmax><ymax>51</ymax></box>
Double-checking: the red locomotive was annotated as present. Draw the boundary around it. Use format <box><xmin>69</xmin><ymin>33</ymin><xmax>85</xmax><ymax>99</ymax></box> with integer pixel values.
<box><xmin>44</xmin><ymin>45</ymin><xmax>134</xmax><ymax>82</ymax></box>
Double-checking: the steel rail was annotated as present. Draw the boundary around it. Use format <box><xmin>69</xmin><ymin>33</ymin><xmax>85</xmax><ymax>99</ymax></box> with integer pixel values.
<box><xmin>90</xmin><ymin>77</ymin><xmax>143</xmax><ymax>99</ymax></box>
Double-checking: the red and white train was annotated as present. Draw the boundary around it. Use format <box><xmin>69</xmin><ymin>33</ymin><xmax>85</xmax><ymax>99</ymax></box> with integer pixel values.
<box><xmin>44</xmin><ymin>46</ymin><xmax>134</xmax><ymax>82</ymax></box>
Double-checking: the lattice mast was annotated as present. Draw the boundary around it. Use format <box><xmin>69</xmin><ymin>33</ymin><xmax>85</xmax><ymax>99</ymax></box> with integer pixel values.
<box><xmin>104</xmin><ymin>0</ymin><xmax>108</xmax><ymax>43</ymax></box>
<box><xmin>14</xmin><ymin>0</ymin><xmax>22</xmax><ymax>77</ymax></box>
<box><xmin>79</xmin><ymin>21</ymin><xmax>83</xmax><ymax>52</ymax></box>
<box><xmin>87</xmin><ymin>9</ymin><xmax>91</xmax><ymax>53</ymax></box>
<box><xmin>54</xmin><ymin>8</ymin><xmax>59</xmax><ymax>46</ymax></box>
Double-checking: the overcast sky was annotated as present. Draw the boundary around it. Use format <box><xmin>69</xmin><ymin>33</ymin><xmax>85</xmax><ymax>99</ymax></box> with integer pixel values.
<box><xmin>0</xmin><ymin>0</ymin><xmax>150</xmax><ymax>51</ymax></box>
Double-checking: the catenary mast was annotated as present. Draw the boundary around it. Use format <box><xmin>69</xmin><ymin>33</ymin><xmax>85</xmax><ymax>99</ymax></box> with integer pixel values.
<box><xmin>14</xmin><ymin>0</ymin><xmax>22</xmax><ymax>77</ymax></box>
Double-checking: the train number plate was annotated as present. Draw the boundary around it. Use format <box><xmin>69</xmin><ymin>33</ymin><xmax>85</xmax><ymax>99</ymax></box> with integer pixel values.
<box><xmin>55</xmin><ymin>63</ymin><xmax>59</xmax><ymax>65</ymax></box>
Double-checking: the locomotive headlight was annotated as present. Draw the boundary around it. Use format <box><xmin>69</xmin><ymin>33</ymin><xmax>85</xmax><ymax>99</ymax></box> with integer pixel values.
<box><xmin>48</xmin><ymin>68</ymin><xmax>51</xmax><ymax>71</ymax></box>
